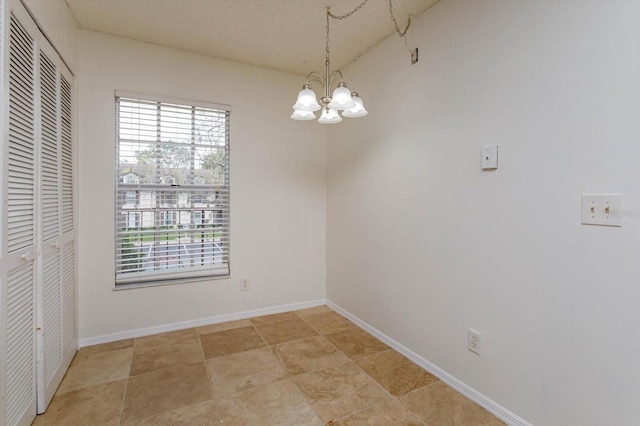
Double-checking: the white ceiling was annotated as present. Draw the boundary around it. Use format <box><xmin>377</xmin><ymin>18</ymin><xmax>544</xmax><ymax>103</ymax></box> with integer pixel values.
<box><xmin>65</xmin><ymin>0</ymin><xmax>439</xmax><ymax>75</ymax></box>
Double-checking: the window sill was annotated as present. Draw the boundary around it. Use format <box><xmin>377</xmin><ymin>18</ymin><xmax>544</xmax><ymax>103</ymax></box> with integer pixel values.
<box><xmin>113</xmin><ymin>273</ymin><xmax>230</xmax><ymax>291</ymax></box>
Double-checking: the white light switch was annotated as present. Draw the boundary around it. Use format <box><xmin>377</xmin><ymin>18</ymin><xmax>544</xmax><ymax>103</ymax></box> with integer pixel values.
<box><xmin>581</xmin><ymin>193</ymin><xmax>622</xmax><ymax>227</ymax></box>
<box><xmin>481</xmin><ymin>145</ymin><xmax>498</xmax><ymax>170</ymax></box>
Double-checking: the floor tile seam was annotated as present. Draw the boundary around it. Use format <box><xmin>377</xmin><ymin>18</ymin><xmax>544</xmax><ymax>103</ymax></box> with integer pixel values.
<box><xmin>133</xmin><ymin>336</ymin><xmax>201</xmax><ymax>350</ymax></box>
<box><xmin>296</xmin><ymin>310</ymin><xmax>357</xmax><ymax>336</ymax></box>
<box><xmin>265</xmin><ymin>334</ymin><xmax>360</xmax><ymax>404</ymax></box>
<box><xmin>199</xmin><ymin>333</ymin><xmax>218</xmax><ymax>404</ymax></box>
<box><xmin>58</xmin><ymin>348</ymin><xmax>135</xmax><ymax>395</ymax></box>
<box><xmin>270</xmin><ymin>334</ymin><xmax>350</xmax><ymax>370</ymax></box>
<box><xmin>350</xmin><ymin>347</ymin><xmax>442</xmax><ymax>403</ymax></box>
<box><xmin>248</xmin><ymin>314</ymin><xmax>298</xmax><ymax>327</ymax></box>
<box><xmin>131</xmin><ymin>329</ymin><xmax>198</xmax><ymax>346</ymax></box>
<box><xmin>324</xmin><ymin>398</ymin><xmax>401</xmax><ymax>425</ymax></box>
<box><xmin>290</xmin><ymin>357</ymin><xmax>391</xmax><ymax>411</ymax></box>
<box><xmin>357</xmin><ymin>348</ymin><xmax>428</xmax><ymax>375</ymax></box>
<box><xmin>347</xmin><ymin>357</ymin><xmax>401</xmax><ymax>403</ymax></box>
<box><xmin>280</xmin><ymin>351</ymin><xmax>356</xmax><ymax>387</ymax></box>
<box><xmin>284</xmin><ymin>356</ymin><xmax>378</xmax><ymax>424</ymax></box>
<box><xmin>302</xmin><ymin>360</ymin><xmax>395</xmax><ymax>425</ymax></box>
<box><xmin>210</xmin><ymin>396</ymin><xmax>227</xmax><ymax>424</ymax></box>
<box><xmin>285</xmin><ymin>371</ymin><xmax>330</xmax><ymax>424</ymax></box>
<box><xmin>260</xmin><ymin>330</ymin><xmax>325</xmax><ymax>347</ymax></box>
<box><xmin>287</xmin><ymin>333</ymin><xmax>372</xmax><ymax>377</ymax></box>
<box><xmin>250</xmin><ymin>318</ymin><xmax>321</xmax><ymax>347</ymax></box>
<box><xmin>214</xmin><ymin>377</ymin><xmax>325</xmax><ymax>425</ymax></box>
<box><xmin>121</xmin><ymin>371</ymin><xmax>217</xmax><ymax>424</ymax></box>
<box><xmin>127</xmin><ymin>359</ymin><xmax>208</xmax><ymax>379</ymax></box>
<box><xmin>302</xmin><ymin>322</ymin><xmax>358</xmax><ymax>337</ymax></box>
<box><xmin>215</xmin><ymin>375</ymin><xmax>296</xmax><ymax>402</ymax></box>
<box><xmin>272</xmin><ymin>335</ymin><xmax>310</xmax><ymax>387</ymax></box>
<box><xmin>114</xmin><ymin>348</ymin><xmax>134</xmax><ymax>421</ymax></box>
<box><xmin>300</xmin><ymin>320</ymin><xmax>322</xmax><ymax>335</ymax></box>
<box><xmin>399</xmin><ymin>376</ymin><xmax>443</xmax><ymax>400</ymax></box>
<box><xmin>396</xmin><ymin>392</ymin><xmax>430</xmax><ymax>426</ymax></box>
<box><xmin>193</xmin><ymin>334</ymin><xmax>208</xmax><ymax>365</ymax></box>
<box><xmin>132</xmin><ymin>335</ymin><xmax>202</xmax><ymax>355</ymax></box>
<box><xmin>198</xmin><ymin>320</ymin><xmax>230</xmax><ymax>420</ymax></box>
<box><xmin>296</xmin><ymin>311</ymin><xmax>326</xmax><ymax>335</ymax></box>
<box><xmin>69</xmin><ymin>345</ymin><xmax>135</xmax><ymax>368</ymax></box>
<box><xmin>315</xmin><ymin>333</ymin><xmax>353</xmax><ymax>361</ymax></box>
<box><xmin>123</xmin><ymin>395</ymin><xmax>219</xmax><ymax>425</ymax></box>
<box><xmin>251</xmin><ymin>323</ymin><xmax>273</xmax><ymax>349</ymax></box>
<box><xmin>252</xmin><ymin>317</ymin><xmax>320</xmax><ymax>332</ymax></box>
<box><xmin>75</xmin><ymin>343</ymin><xmax>135</xmax><ymax>361</ymax></box>
<box><xmin>118</xmin><ymin>376</ymin><xmax>131</xmax><ymax>425</ymax></box>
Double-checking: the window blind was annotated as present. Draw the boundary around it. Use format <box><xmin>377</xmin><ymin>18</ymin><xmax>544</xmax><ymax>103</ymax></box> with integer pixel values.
<box><xmin>115</xmin><ymin>95</ymin><xmax>230</xmax><ymax>285</ymax></box>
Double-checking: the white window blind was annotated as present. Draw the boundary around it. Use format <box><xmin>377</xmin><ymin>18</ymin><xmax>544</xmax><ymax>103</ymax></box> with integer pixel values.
<box><xmin>115</xmin><ymin>95</ymin><xmax>230</xmax><ymax>285</ymax></box>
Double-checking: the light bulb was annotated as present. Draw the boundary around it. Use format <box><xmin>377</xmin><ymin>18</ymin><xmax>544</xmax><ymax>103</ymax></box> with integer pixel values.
<box><xmin>327</xmin><ymin>82</ymin><xmax>355</xmax><ymax>111</ymax></box>
<box><xmin>342</xmin><ymin>93</ymin><xmax>368</xmax><ymax>118</ymax></box>
<box><xmin>292</xmin><ymin>85</ymin><xmax>321</xmax><ymax>112</ymax></box>
<box><xmin>291</xmin><ymin>109</ymin><xmax>316</xmax><ymax>121</ymax></box>
<box><xmin>318</xmin><ymin>108</ymin><xmax>342</xmax><ymax>124</ymax></box>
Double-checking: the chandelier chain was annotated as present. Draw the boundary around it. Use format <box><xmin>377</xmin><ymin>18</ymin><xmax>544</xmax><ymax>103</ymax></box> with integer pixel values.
<box><xmin>388</xmin><ymin>0</ymin><xmax>411</xmax><ymax>38</ymax></box>
<box><xmin>326</xmin><ymin>8</ymin><xmax>330</xmax><ymax>65</ymax></box>
<box><xmin>327</xmin><ymin>0</ymin><xmax>370</xmax><ymax>20</ymax></box>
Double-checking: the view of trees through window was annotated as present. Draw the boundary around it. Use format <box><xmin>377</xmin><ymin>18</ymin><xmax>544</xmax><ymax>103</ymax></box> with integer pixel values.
<box><xmin>115</xmin><ymin>96</ymin><xmax>230</xmax><ymax>285</ymax></box>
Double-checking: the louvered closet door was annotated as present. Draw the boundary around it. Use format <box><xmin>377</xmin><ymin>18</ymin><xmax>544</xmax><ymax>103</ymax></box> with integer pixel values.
<box><xmin>1</xmin><ymin>2</ymin><xmax>39</xmax><ymax>425</ymax></box>
<box><xmin>59</xmin><ymin>70</ymin><xmax>77</xmax><ymax>369</ymax></box>
<box><xmin>36</xmin><ymin>42</ymin><xmax>76</xmax><ymax>413</ymax></box>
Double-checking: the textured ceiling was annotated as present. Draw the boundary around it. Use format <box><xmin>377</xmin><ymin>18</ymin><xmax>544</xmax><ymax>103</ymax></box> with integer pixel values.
<box><xmin>65</xmin><ymin>0</ymin><xmax>439</xmax><ymax>75</ymax></box>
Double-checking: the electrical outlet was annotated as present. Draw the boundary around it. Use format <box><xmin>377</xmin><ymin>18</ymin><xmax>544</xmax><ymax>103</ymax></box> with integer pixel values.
<box><xmin>240</xmin><ymin>278</ymin><xmax>250</xmax><ymax>291</ymax></box>
<box><xmin>468</xmin><ymin>329</ymin><xmax>481</xmax><ymax>355</ymax></box>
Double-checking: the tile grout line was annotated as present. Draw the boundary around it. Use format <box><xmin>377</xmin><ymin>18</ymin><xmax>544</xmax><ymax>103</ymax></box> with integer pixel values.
<box><xmin>117</xmin><ymin>337</ymin><xmax>136</xmax><ymax>425</ymax></box>
<box><xmin>289</xmin><ymin>309</ymin><xmax>344</xmax><ymax>425</ymax></box>
<box><xmin>209</xmin><ymin>315</ymin><xmax>325</xmax><ymax>423</ymax></box>
<box><xmin>198</xmin><ymin>330</ymin><xmax>224</xmax><ymax>424</ymax></box>
<box><xmin>290</xmin><ymin>309</ymin><xmax>403</xmax><ymax>425</ymax></box>
<box><xmin>249</xmin><ymin>309</ymin><xmax>361</xmax><ymax>424</ymax></box>
<box><xmin>299</xmin><ymin>309</ymin><xmax>435</xmax><ymax>425</ymax></box>
<box><xmin>122</xmin><ymin>331</ymin><xmax>215</xmax><ymax>424</ymax></box>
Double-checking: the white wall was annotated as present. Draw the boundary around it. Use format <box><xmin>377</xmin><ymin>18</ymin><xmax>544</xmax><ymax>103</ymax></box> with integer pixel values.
<box><xmin>77</xmin><ymin>30</ymin><xmax>327</xmax><ymax>340</ymax></box>
<box><xmin>327</xmin><ymin>1</ymin><xmax>640</xmax><ymax>425</ymax></box>
<box><xmin>22</xmin><ymin>0</ymin><xmax>77</xmax><ymax>71</ymax></box>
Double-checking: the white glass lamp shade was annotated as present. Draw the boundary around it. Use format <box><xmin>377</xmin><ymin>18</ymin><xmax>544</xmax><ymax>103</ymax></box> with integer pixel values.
<box><xmin>292</xmin><ymin>87</ymin><xmax>321</xmax><ymax>112</ymax></box>
<box><xmin>342</xmin><ymin>94</ymin><xmax>368</xmax><ymax>118</ymax></box>
<box><xmin>327</xmin><ymin>83</ymin><xmax>355</xmax><ymax>110</ymax></box>
<box><xmin>291</xmin><ymin>109</ymin><xmax>316</xmax><ymax>121</ymax></box>
<box><xmin>318</xmin><ymin>108</ymin><xmax>342</xmax><ymax>124</ymax></box>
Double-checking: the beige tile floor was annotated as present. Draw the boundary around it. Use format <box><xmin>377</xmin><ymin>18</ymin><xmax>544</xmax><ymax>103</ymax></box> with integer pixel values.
<box><xmin>34</xmin><ymin>305</ymin><xmax>505</xmax><ymax>425</ymax></box>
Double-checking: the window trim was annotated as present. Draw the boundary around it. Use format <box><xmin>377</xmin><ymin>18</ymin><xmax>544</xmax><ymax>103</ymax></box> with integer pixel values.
<box><xmin>114</xmin><ymin>91</ymin><xmax>231</xmax><ymax>288</ymax></box>
<box><xmin>115</xmin><ymin>90</ymin><xmax>232</xmax><ymax>113</ymax></box>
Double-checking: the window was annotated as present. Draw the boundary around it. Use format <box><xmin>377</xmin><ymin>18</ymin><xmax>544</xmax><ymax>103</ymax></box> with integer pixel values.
<box><xmin>115</xmin><ymin>93</ymin><xmax>230</xmax><ymax>286</ymax></box>
<box><xmin>126</xmin><ymin>190</ymin><xmax>137</xmax><ymax>206</ymax></box>
<box><xmin>194</xmin><ymin>211</ymin><xmax>203</xmax><ymax>225</ymax></box>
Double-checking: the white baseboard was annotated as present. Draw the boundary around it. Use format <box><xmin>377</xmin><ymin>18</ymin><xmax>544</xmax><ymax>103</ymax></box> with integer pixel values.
<box><xmin>78</xmin><ymin>299</ymin><xmax>326</xmax><ymax>347</ymax></box>
<box><xmin>326</xmin><ymin>300</ymin><xmax>532</xmax><ymax>426</ymax></box>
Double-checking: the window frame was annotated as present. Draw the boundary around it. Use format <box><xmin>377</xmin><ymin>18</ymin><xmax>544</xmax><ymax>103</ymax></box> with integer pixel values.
<box><xmin>114</xmin><ymin>91</ymin><xmax>231</xmax><ymax>288</ymax></box>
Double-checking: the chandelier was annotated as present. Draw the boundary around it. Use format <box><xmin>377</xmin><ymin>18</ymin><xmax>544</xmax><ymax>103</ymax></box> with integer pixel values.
<box><xmin>290</xmin><ymin>6</ymin><xmax>367</xmax><ymax>124</ymax></box>
<box><xmin>291</xmin><ymin>0</ymin><xmax>430</xmax><ymax>124</ymax></box>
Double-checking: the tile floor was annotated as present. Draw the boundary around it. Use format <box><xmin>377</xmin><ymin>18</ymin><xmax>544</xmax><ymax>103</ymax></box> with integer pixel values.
<box><xmin>34</xmin><ymin>305</ymin><xmax>505</xmax><ymax>425</ymax></box>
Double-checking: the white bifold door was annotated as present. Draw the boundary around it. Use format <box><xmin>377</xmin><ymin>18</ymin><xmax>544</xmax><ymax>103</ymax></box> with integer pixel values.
<box><xmin>0</xmin><ymin>0</ymin><xmax>77</xmax><ymax>425</ymax></box>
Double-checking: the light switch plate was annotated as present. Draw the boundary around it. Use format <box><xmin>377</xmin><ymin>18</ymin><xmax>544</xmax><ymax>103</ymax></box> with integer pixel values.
<box><xmin>581</xmin><ymin>193</ymin><xmax>622</xmax><ymax>227</ymax></box>
<box><xmin>481</xmin><ymin>145</ymin><xmax>498</xmax><ymax>170</ymax></box>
